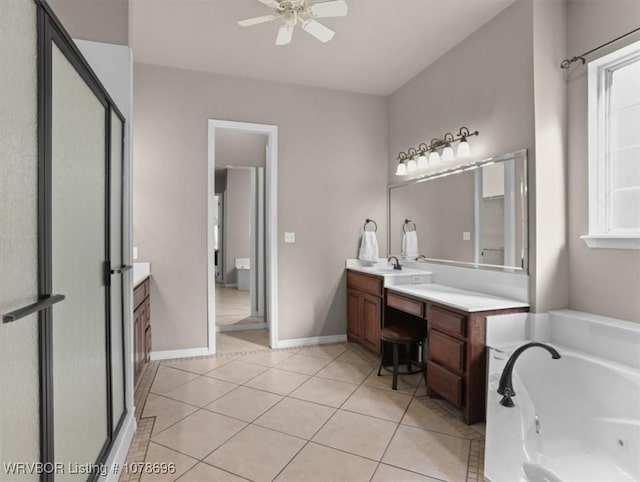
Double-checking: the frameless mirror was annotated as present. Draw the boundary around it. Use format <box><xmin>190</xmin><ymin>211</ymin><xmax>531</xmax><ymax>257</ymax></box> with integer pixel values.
<box><xmin>388</xmin><ymin>150</ymin><xmax>528</xmax><ymax>272</ymax></box>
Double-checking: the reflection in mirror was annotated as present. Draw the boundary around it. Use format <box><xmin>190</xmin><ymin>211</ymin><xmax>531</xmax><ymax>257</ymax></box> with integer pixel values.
<box><xmin>388</xmin><ymin>150</ymin><xmax>528</xmax><ymax>272</ymax></box>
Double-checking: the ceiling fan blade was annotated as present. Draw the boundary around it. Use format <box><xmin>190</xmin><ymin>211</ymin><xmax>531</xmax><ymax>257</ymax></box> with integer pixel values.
<box><xmin>302</xmin><ymin>19</ymin><xmax>335</xmax><ymax>43</ymax></box>
<box><xmin>275</xmin><ymin>23</ymin><xmax>294</xmax><ymax>46</ymax></box>
<box><xmin>257</xmin><ymin>0</ymin><xmax>281</xmax><ymax>8</ymax></box>
<box><xmin>308</xmin><ymin>0</ymin><xmax>348</xmax><ymax>18</ymax></box>
<box><xmin>238</xmin><ymin>14</ymin><xmax>279</xmax><ymax>27</ymax></box>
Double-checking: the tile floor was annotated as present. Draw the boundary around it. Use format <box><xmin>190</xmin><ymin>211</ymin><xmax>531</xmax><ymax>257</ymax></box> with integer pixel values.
<box><xmin>216</xmin><ymin>329</ymin><xmax>270</xmax><ymax>354</ymax></box>
<box><xmin>122</xmin><ymin>338</ymin><xmax>485</xmax><ymax>482</ymax></box>
<box><xmin>216</xmin><ymin>284</ymin><xmax>264</xmax><ymax>327</ymax></box>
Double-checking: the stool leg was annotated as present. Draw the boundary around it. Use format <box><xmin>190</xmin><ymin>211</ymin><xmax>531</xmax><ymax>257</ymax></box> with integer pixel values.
<box><xmin>406</xmin><ymin>343</ymin><xmax>412</xmax><ymax>372</ymax></box>
<box><xmin>377</xmin><ymin>341</ymin><xmax>385</xmax><ymax>376</ymax></box>
<box><xmin>392</xmin><ymin>343</ymin><xmax>399</xmax><ymax>390</ymax></box>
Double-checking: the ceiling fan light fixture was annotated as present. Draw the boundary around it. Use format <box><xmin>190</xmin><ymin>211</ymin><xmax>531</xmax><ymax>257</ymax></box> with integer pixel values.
<box><xmin>239</xmin><ymin>0</ymin><xmax>346</xmax><ymax>45</ymax></box>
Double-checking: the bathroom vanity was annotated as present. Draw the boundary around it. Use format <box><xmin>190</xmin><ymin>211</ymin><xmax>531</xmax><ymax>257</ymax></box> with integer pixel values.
<box><xmin>346</xmin><ymin>265</ymin><xmax>528</xmax><ymax>424</ymax></box>
<box><xmin>133</xmin><ymin>263</ymin><xmax>152</xmax><ymax>385</ymax></box>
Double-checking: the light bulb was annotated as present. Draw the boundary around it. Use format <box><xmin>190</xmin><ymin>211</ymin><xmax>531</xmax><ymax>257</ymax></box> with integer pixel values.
<box><xmin>457</xmin><ymin>138</ymin><xmax>471</xmax><ymax>157</ymax></box>
<box><xmin>428</xmin><ymin>150</ymin><xmax>440</xmax><ymax>165</ymax></box>
<box><xmin>407</xmin><ymin>157</ymin><xmax>418</xmax><ymax>173</ymax></box>
<box><xmin>442</xmin><ymin>144</ymin><xmax>455</xmax><ymax>161</ymax></box>
<box><xmin>417</xmin><ymin>153</ymin><xmax>428</xmax><ymax>169</ymax></box>
<box><xmin>396</xmin><ymin>162</ymin><xmax>408</xmax><ymax>176</ymax></box>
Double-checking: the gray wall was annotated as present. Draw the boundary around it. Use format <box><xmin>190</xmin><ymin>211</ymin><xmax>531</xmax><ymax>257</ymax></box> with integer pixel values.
<box><xmin>566</xmin><ymin>0</ymin><xmax>640</xmax><ymax>322</ymax></box>
<box><xmin>216</xmin><ymin>129</ymin><xmax>267</xmax><ymax>168</ymax></box>
<box><xmin>389</xmin><ymin>172</ymin><xmax>476</xmax><ymax>262</ymax></box>
<box><xmin>133</xmin><ymin>63</ymin><xmax>388</xmax><ymax>350</ymax></box>
<box><xmin>47</xmin><ymin>0</ymin><xmax>129</xmax><ymax>46</ymax></box>
<box><xmin>531</xmin><ymin>0</ymin><xmax>569</xmax><ymax>313</ymax></box>
<box><xmin>388</xmin><ymin>0</ymin><xmax>543</xmax><ymax>303</ymax></box>
<box><xmin>224</xmin><ymin>168</ymin><xmax>252</xmax><ymax>285</ymax></box>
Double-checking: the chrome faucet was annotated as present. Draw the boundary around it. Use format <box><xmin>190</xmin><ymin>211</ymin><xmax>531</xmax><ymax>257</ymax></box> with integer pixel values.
<box><xmin>387</xmin><ymin>255</ymin><xmax>402</xmax><ymax>270</ymax></box>
<box><xmin>497</xmin><ymin>342</ymin><xmax>561</xmax><ymax>407</ymax></box>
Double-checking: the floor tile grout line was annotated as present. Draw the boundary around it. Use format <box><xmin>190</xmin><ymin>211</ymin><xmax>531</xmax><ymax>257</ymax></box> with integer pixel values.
<box><xmin>135</xmin><ymin>342</ymin><xmax>482</xmax><ymax>482</ymax></box>
<box><xmin>266</xmin><ymin>345</ymin><xmax>383</xmax><ymax>481</ymax></box>
<box><xmin>372</xmin><ymin>386</ymin><xmax>414</xmax><ymax>481</ymax></box>
<box><xmin>377</xmin><ymin>461</ymin><xmax>452</xmax><ymax>482</ymax></box>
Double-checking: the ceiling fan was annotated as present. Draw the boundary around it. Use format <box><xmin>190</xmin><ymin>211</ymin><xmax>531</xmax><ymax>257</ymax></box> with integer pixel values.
<box><xmin>238</xmin><ymin>0</ymin><xmax>348</xmax><ymax>46</ymax></box>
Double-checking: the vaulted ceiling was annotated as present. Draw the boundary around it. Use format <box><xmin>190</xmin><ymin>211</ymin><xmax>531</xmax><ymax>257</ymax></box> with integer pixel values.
<box><xmin>131</xmin><ymin>0</ymin><xmax>516</xmax><ymax>95</ymax></box>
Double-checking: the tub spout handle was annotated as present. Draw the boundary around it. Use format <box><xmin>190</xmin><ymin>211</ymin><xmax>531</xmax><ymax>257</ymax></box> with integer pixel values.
<box><xmin>497</xmin><ymin>342</ymin><xmax>561</xmax><ymax>408</ymax></box>
<box><xmin>499</xmin><ymin>387</ymin><xmax>515</xmax><ymax>407</ymax></box>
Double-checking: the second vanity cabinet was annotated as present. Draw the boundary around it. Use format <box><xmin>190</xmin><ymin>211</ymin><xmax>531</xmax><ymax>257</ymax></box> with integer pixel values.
<box><xmin>134</xmin><ymin>277</ymin><xmax>151</xmax><ymax>385</ymax></box>
<box><xmin>347</xmin><ymin>271</ymin><xmax>383</xmax><ymax>354</ymax></box>
<box><xmin>385</xmin><ymin>288</ymin><xmax>527</xmax><ymax>424</ymax></box>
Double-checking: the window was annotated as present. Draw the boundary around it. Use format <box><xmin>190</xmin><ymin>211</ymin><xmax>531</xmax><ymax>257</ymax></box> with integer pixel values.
<box><xmin>584</xmin><ymin>40</ymin><xmax>640</xmax><ymax>249</ymax></box>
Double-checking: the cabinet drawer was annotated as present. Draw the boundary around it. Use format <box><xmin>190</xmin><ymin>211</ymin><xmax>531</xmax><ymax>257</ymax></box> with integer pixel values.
<box><xmin>347</xmin><ymin>271</ymin><xmax>383</xmax><ymax>297</ymax></box>
<box><xmin>429</xmin><ymin>330</ymin><xmax>465</xmax><ymax>373</ymax></box>
<box><xmin>134</xmin><ymin>279</ymin><xmax>148</xmax><ymax>309</ymax></box>
<box><xmin>427</xmin><ymin>361</ymin><xmax>463</xmax><ymax>407</ymax></box>
<box><xmin>428</xmin><ymin>304</ymin><xmax>467</xmax><ymax>338</ymax></box>
<box><xmin>387</xmin><ymin>292</ymin><xmax>424</xmax><ymax>318</ymax></box>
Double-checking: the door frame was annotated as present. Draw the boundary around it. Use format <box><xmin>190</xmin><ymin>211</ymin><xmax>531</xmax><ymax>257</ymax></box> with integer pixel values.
<box><xmin>207</xmin><ymin>120</ymin><xmax>279</xmax><ymax>352</ymax></box>
<box><xmin>35</xmin><ymin>1</ymin><xmax>129</xmax><ymax>479</ymax></box>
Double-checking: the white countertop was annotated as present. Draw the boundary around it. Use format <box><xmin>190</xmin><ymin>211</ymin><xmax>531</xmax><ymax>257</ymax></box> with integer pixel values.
<box><xmin>387</xmin><ymin>283</ymin><xmax>529</xmax><ymax>313</ymax></box>
<box><xmin>133</xmin><ymin>262</ymin><xmax>150</xmax><ymax>287</ymax></box>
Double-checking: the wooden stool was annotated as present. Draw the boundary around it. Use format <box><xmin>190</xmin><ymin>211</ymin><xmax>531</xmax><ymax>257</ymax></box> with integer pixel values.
<box><xmin>377</xmin><ymin>325</ymin><xmax>425</xmax><ymax>390</ymax></box>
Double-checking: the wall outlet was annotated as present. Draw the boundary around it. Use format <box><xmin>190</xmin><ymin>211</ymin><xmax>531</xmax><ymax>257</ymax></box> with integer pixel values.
<box><xmin>411</xmin><ymin>275</ymin><xmax>422</xmax><ymax>284</ymax></box>
<box><xmin>463</xmin><ymin>232</ymin><xmax>471</xmax><ymax>241</ymax></box>
<box><xmin>133</xmin><ymin>246</ymin><xmax>138</xmax><ymax>260</ymax></box>
<box><xmin>284</xmin><ymin>232</ymin><xmax>296</xmax><ymax>243</ymax></box>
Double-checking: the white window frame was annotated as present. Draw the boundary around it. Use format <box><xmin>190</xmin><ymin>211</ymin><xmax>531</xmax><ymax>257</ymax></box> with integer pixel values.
<box><xmin>582</xmin><ymin>40</ymin><xmax>640</xmax><ymax>250</ymax></box>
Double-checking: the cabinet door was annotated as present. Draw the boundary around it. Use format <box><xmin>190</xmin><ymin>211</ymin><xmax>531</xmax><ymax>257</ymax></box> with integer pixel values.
<box><xmin>361</xmin><ymin>294</ymin><xmax>381</xmax><ymax>354</ymax></box>
<box><xmin>347</xmin><ymin>289</ymin><xmax>361</xmax><ymax>342</ymax></box>
<box><xmin>133</xmin><ymin>309</ymin><xmax>141</xmax><ymax>382</ymax></box>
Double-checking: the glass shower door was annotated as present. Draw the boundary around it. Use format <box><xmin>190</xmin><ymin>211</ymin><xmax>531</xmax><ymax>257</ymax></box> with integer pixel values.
<box><xmin>50</xmin><ymin>42</ymin><xmax>109</xmax><ymax>479</ymax></box>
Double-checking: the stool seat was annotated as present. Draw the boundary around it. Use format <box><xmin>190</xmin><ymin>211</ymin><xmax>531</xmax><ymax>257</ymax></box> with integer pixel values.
<box><xmin>379</xmin><ymin>325</ymin><xmax>423</xmax><ymax>344</ymax></box>
<box><xmin>378</xmin><ymin>324</ymin><xmax>426</xmax><ymax>390</ymax></box>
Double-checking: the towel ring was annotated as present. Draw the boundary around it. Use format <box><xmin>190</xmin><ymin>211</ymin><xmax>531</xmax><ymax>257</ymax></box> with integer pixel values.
<box><xmin>364</xmin><ymin>219</ymin><xmax>378</xmax><ymax>232</ymax></box>
<box><xmin>403</xmin><ymin>219</ymin><xmax>416</xmax><ymax>233</ymax></box>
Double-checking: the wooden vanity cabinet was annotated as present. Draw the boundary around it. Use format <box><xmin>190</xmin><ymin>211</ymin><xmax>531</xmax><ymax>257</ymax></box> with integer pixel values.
<box><xmin>426</xmin><ymin>302</ymin><xmax>528</xmax><ymax>424</ymax></box>
<box><xmin>133</xmin><ymin>278</ymin><xmax>151</xmax><ymax>385</ymax></box>
<box><xmin>381</xmin><ymin>289</ymin><xmax>528</xmax><ymax>425</ymax></box>
<box><xmin>346</xmin><ymin>271</ymin><xmax>383</xmax><ymax>354</ymax></box>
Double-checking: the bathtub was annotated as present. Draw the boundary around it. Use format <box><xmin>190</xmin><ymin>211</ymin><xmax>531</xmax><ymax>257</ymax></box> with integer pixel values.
<box><xmin>485</xmin><ymin>343</ymin><xmax>640</xmax><ymax>482</ymax></box>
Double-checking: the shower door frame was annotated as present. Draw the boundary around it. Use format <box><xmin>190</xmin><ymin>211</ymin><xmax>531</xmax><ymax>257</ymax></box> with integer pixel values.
<box><xmin>36</xmin><ymin>1</ymin><xmax>128</xmax><ymax>480</ymax></box>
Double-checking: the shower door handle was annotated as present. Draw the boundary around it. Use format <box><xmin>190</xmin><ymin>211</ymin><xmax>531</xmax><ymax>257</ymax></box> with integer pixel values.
<box><xmin>111</xmin><ymin>265</ymin><xmax>132</xmax><ymax>275</ymax></box>
<box><xmin>2</xmin><ymin>294</ymin><xmax>66</xmax><ymax>324</ymax></box>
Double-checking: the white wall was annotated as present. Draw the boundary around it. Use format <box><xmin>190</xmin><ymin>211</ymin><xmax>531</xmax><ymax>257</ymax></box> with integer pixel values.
<box><xmin>566</xmin><ymin>0</ymin><xmax>640</xmax><ymax>322</ymax></box>
<box><xmin>133</xmin><ymin>63</ymin><xmax>388</xmax><ymax>350</ymax></box>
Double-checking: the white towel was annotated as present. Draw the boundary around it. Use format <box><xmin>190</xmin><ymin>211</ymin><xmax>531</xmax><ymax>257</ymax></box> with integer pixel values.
<box><xmin>358</xmin><ymin>231</ymin><xmax>379</xmax><ymax>262</ymax></box>
<box><xmin>402</xmin><ymin>231</ymin><xmax>419</xmax><ymax>258</ymax></box>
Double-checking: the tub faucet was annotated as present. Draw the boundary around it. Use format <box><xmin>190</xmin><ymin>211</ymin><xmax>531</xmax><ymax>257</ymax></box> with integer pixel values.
<box><xmin>497</xmin><ymin>342</ymin><xmax>561</xmax><ymax>407</ymax></box>
<box><xmin>387</xmin><ymin>256</ymin><xmax>402</xmax><ymax>270</ymax></box>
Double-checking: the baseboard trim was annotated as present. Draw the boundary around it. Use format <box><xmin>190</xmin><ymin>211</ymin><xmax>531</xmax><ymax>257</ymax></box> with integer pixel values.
<box><xmin>150</xmin><ymin>346</ymin><xmax>213</xmax><ymax>361</ymax></box>
<box><xmin>217</xmin><ymin>322</ymin><xmax>267</xmax><ymax>333</ymax></box>
<box><xmin>224</xmin><ymin>283</ymin><xmax>237</xmax><ymax>288</ymax></box>
<box><xmin>275</xmin><ymin>334</ymin><xmax>348</xmax><ymax>349</ymax></box>
<box><xmin>103</xmin><ymin>413</ymin><xmax>136</xmax><ymax>482</ymax></box>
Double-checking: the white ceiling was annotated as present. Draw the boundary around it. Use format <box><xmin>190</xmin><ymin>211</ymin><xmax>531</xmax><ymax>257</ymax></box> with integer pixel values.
<box><xmin>131</xmin><ymin>0</ymin><xmax>515</xmax><ymax>96</ymax></box>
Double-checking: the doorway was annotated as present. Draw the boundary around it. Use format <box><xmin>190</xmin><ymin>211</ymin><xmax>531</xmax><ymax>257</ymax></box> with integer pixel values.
<box><xmin>207</xmin><ymin>120</ymin><xmax>278</xmax><ymax>354</ymax></box>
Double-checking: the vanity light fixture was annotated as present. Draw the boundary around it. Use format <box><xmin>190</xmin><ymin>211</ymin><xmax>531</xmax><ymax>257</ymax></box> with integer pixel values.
<box><xmin>395</xmin><ymin>152</ymin><xmax>409</xmax><ymax>176</ymax></box>
<box><xmin>441</xmin><ymin>133</ymin><xmax>455</xmax><ymax>162</ymax></box>
<box><xmin>395</xmin><ymin>127</ymin><xmax>479</xmax><ymax>176</ymax></box>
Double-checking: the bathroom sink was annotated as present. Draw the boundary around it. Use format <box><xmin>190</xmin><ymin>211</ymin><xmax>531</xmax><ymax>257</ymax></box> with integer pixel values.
<box><xmin>358</xmin><ymin>266</ymin><xmax>425</xmax><ymax>276</ymax></box>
